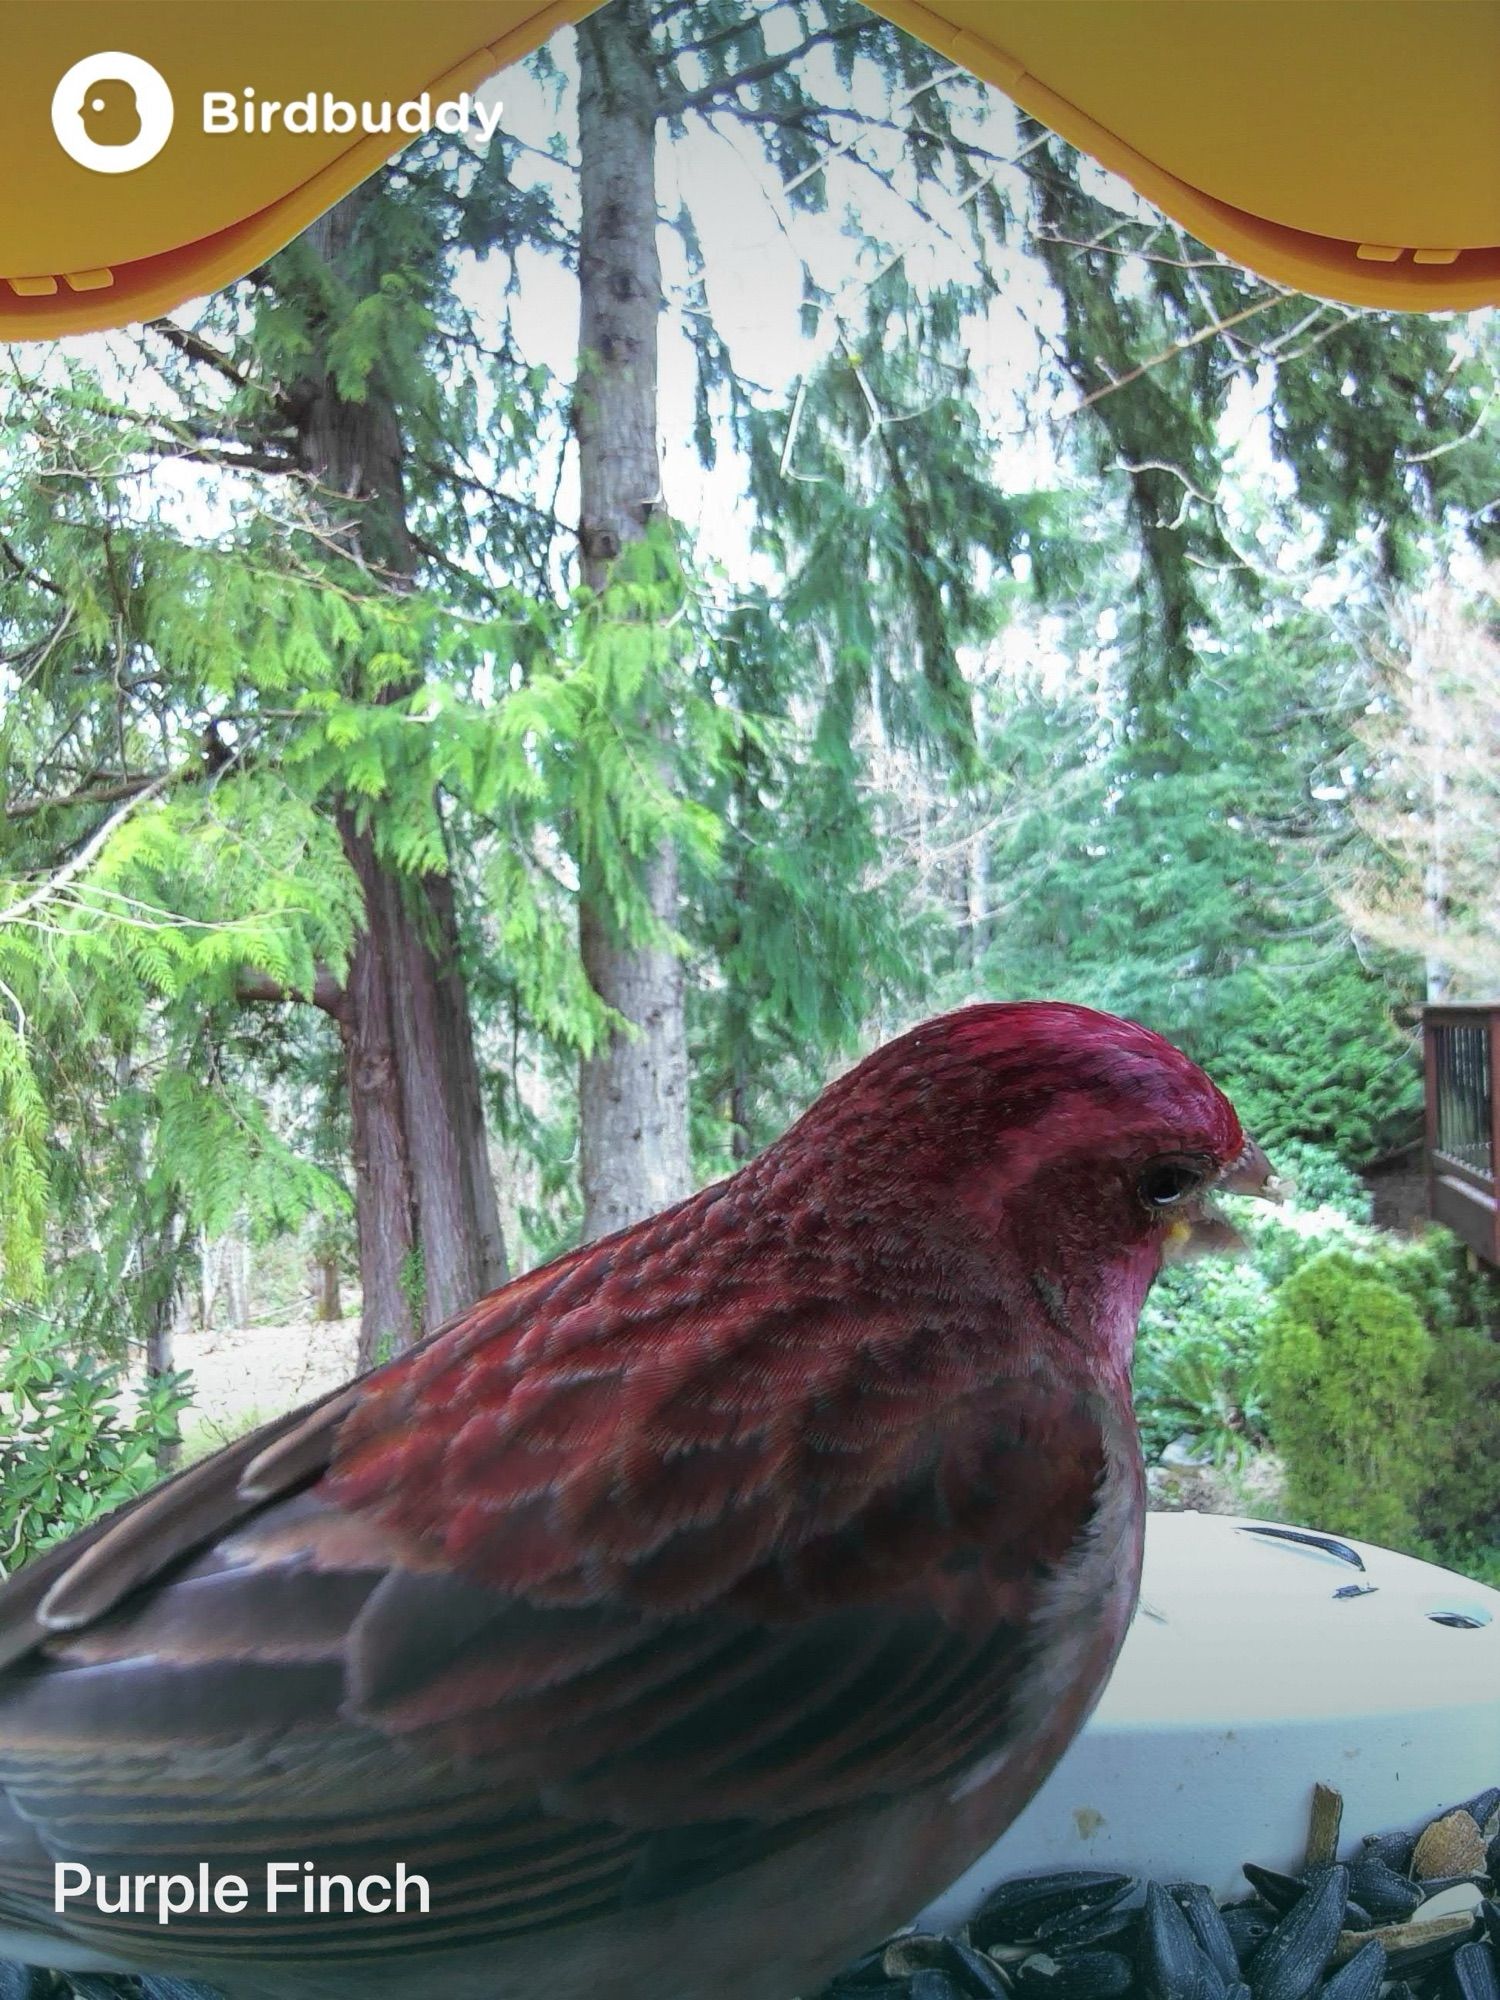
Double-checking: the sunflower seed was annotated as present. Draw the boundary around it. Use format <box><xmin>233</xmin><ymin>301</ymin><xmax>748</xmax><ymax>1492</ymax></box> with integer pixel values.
<box><xmin>1140</xmin><ymin>1881</ymin><xmax>1226</xmax><ymax>2000</ymax></box>
<box><xmin>1015</xmin><ymin>1952</ymin><xmax>1132</xmax><ymax>2000</ymax></box>
<box><xmin>1345</xmin><ymin>1860</ymin><xmax>1424</xmax><ymax>1923</ymax></box>
<box><xmin>1317</xmin><ymin>1938</ymin><xmax>1385</xmax><ymax>2000</ymax></box>
<box><xmin>1452</xmin><ymin>1941</ymin><xmax>1500</xmax><ymax>2000</ymax></box>
<box><xmin>1247</xmin><ymin>1866</ymin><xmax>1347</xmax><ymax>2000</ymax></box>
<box><xmin>1221</xmin><ymin>1908</ymin><xmax>1276</xmax><ymax>1968</ymax></box>
<box><xmin>1036</xmin><ymin>1900</ymin><xmax>1140</xmax><ymax>1952</ymax></box>
<box><xmin>1171</xmin><ymin>1884</ymin><xmax>1241</xmax><ymax>1985</ymax></box>
<box><xmin>1359</xmin><ymin>1829</ymin><xmax>1417</xmax><ymax>1874</ymax></box>
<box><xmin>1243</xmin><ymin>1866</ymin><xmax>1312</xmax><ymax>1916</ymax></box>
<box><xmin>1461</xmin><ymin>1789</ymin><xmax>1500</xmax><ymax>1838</ymax></box>
<box><xmin>910</xmin><ymin>1971</ymin><xmax>968</xmax><ymax>2000</ymax></box>
<box><xmin>1482</xmin><ymin>1899</ymin><xmax>1500</xmax><ymax>1950</ymax></box>
<box><xmin>973</xmin><ymin>1877</ymin><xmax>1133</xmax><ymax>1949</ymax></box>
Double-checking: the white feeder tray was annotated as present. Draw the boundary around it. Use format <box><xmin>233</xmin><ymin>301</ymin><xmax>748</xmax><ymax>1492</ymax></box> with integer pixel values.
<box><xmin>924</xmin><ymin>1511</ymin><xmax>1500</xmax><ymax>1923</ymax></box>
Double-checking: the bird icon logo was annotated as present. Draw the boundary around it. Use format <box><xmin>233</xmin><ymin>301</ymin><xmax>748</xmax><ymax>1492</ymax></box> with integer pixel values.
<box><xmin>51</xmin><ymin>53</ymin><xmax>173</xmax><ymax>174</ymax></box>
<box><xmin>78</xmin><ymin>75</ymin><xmax>142</xmax><ymax>149</ymax></box>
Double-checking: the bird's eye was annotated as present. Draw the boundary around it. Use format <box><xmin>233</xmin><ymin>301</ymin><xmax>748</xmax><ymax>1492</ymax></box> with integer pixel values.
<box><xmin>1137</xmin><ymin>1157</ymin><xmax>1208</xmax><ymax>1209</ymax></box>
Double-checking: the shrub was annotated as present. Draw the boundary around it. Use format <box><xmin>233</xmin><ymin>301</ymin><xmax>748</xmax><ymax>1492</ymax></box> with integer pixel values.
<box><xmin>1134</xmin><ymin>1258</ymin><xmax>1273</xmax><ymax>1463</ymax></box>
<box><xmin>1262</xmin><ymin>1248</ymin><xmax>1430</xmax><ymax>1547</ymax></box>
<box><xmin>0</xmin><ymin>1314</ymin><xmax>191</xmax><ymax>1575</ymax></box>
<box><xmin>1419</xmin><ymin>1321</ymin><xmax>1500</xmax><ymax>1566</ymax></box>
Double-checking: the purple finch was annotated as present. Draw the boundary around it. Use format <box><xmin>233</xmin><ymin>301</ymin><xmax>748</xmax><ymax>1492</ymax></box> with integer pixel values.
<box><xmin>0</xmin><ymin>1002</ymin><xmax>1272</xmax><ymax>1999</ymax></box>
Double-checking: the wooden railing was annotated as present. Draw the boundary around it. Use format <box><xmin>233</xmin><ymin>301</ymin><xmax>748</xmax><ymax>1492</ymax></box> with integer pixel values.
<box><xmin>1424</xmin><ymin>1004</ymin><xmax>1500</xmax><ymax>1265</ymax></box>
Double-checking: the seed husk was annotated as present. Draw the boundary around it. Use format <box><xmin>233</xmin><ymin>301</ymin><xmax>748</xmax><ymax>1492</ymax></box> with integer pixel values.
<box><xmin>946</xmin><ymin>1940</ymin><xmax>1014</xmax><ymax>2000</ymax></box>
<box><xmin>887</xmin><ymin>1939</ymin><xmax>957</xmax><ymax>1978</ymax></box>
<box><xmin>1461</xmin><ymin>1790</ymin><xmax>1500</xmax><ymax>1840</ymax></box>
<box><xmin>1411</xmin><ymin>1811</ymin><xmax>1487</xmax><ymax>1883</ymax></box>
<box><xmin>1171</xmin><ymin>1884</ymin><xmax>1241</xmax><ymax>1986</ymax></box>
<box><xmin>1452</xmin><ymin>1941</ymin><xmax>1500</xmax><ymax>2000</ymax></box>
<box><xmin>1246</xmin><ymin>1865</ymin><xmax>1347</xmax><ymax>2000</ymax></box>
<box><xmin>1329</xmin><ymin>1910</ymin><xmax>1477</xmax><ymax>1973</ymax></box>
<box><xmin>1305</xmin><ymin>1784</ymin><xmax>1344</xmax><ymax>1871</ymax></box>
<box><xmin>1482</xmin><ymin>1899</ymin><xmax>1500</xmax><ymax>1950</ymax></box>
<box><xmin>832</xmin><ymin>1949</ymin><xmax>905</xmax><ymax>1996</ymax></box>
<box><xmin>1412</xmin><ymin>1883</ymin><xmax>1485</xmax><ymax>1923</ymax></box>
<box><xmin>1318</xmin><ymin>1938</ymin><xmax>1385</xmax><ymax>2000</ymax></box>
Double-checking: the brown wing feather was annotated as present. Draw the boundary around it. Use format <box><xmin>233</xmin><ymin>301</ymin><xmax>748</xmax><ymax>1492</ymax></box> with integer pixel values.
<box><xmin>0</xmin><ymin>1374</ymin><xmax>1120</xmax><ymax>1970</ymax></box>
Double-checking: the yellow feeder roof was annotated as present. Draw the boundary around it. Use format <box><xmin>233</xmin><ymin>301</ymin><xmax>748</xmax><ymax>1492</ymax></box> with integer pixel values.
<box><xmin>0</xmin><ymin>0</ymin><xmax>1496</xmax><ymax>340</ymax></box>
<box><xmin>873</xmin><ymin>0</ymin><xmax>1500</xmax><ymax>313</ymax></box>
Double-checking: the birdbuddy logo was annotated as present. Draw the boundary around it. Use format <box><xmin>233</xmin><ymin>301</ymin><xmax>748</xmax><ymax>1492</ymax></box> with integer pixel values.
<box><xmin>51</xmin><ymin>51</ymin><xmax>505</xmax><ymax>175</ymax></box>
<box><xmin>52</xmin><ymin>53</ymin><xmax>175</xmax><ymax>175</ymax></box>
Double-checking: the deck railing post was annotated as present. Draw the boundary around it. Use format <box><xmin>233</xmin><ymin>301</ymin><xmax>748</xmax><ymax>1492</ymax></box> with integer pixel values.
<box><xmin>1424</xmin><ymin>1013</ymin><xmax>1441</xmax><ymax>1228</ymax></box>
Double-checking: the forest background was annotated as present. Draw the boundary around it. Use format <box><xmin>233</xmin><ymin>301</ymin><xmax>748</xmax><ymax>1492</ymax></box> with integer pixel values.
<box><xmin>2</xmin><ymin>0</ymin><xmax>1498</xmax><ymax>1580</ymax></box>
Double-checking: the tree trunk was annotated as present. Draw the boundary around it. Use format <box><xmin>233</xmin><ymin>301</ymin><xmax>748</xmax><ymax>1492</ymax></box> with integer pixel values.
<box><xmin>144</xmin><ymin>1299</ymin><xmax>180</xmax><ymax>1474</ymax></box>
<box><xmin>575</xmin><ymin>0</ymin><xmax>692</xmax><ymax>1242</ymax></box>
<box><xmin>223</xmin><ymin>1234</ymin><xmax>250</xmax><ymax>1330</ymax></box>
<box><xmin>310</xmin><ymin>1249</ymin><xmax>342</xmax><ymax>1322</ymax></box>
<box><xmin>288</xmin><ymin>193</ymin><xmax>506</xmax><ymax>1360</ymax></box>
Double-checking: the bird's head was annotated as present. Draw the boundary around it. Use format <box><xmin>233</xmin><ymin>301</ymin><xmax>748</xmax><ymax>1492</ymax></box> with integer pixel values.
<box><xmin>777</xmin><ymin>1000</ymin><xmax>1278</xmax><ymax>1378</ymax></box>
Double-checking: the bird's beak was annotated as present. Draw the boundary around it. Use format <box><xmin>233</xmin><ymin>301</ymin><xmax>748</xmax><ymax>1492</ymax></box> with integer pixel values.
<box><xmin>1219</xmin><ymin>1135</ymin><xmax>1284</xmax><ymax>1203</ymax></box>
<box><xmin>1163</xmin><ymin>1135</ymin><xmax>1282</xmax><ymax>1262</ymax></box>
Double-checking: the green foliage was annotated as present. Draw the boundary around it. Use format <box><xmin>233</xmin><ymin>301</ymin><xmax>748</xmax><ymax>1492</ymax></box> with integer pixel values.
<box><xmin>1417</xmin><ymin>1324</ymin><xmax>1500</xmax><ymax>1571</ymax></box>
<box><xmin>1134</xmin><ymin>1258</ymin><xmax>1273</xmax><ymax>1464</ymax></box>
<box><xmin>1262</xmin><ymin>1248</ymin><xmax>1431</xmax><ymax>1546</ymax></box>
<box><xmin>0</xmin><ymin>1315</ymin><xmax>191</xmax><ymax>1574</ymax></box>
<box><xmin>0</xmin><ymin>1012</ymin><xmax>48</xmax><ymax>1300</ymax></box>
<box><xmin>1205</xmin><ymin>964</ymin><xmax>1423</xmax><ymax>1167</ymax></box>
<box><xmin>970</xmin><ymin>606</ymin><xmax>1423</xmax><ymax>1176</ymax></box>
<box><xmin>1264</xmin><ymin>1143</ymin><xmax>1372</xmax><ymax>1224</ymax></box>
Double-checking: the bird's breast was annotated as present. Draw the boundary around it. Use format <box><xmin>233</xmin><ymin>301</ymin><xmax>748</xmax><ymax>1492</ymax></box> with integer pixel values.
<box><xmin>953</xmin><ymin>1393</ymin><xmax>1145</xmax><ymax>1812</ymax></box>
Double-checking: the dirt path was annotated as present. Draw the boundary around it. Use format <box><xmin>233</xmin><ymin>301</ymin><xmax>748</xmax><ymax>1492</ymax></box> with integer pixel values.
<box><xmin>171</xmin><ymin>1319</ymin><xmax>360</xmax><ymax>1455</ymax></box>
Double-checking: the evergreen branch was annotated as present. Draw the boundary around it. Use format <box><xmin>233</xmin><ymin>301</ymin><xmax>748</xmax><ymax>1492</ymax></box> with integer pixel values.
<box><xmin>4</xmin><ymin>772</ymin><xmax>172</xmax><ymax>821</ymax></box>
<box><xmin>139</xmin><ymin>435</ymin><xmax>300</xmax><ymax>475</ymax></box>
<box><xmin>1062</xmin><ymin>293</ymin><xmax>1286</xmax><ymax>417</ymax></box>
<box><xmin>235</xmin><ymin>968</ymin><xmax>348</xmax><ymax>1019</ymax></box>
<box><xmin>1031</xmin><ymin>230</ymin><xmax>1231</xmax><ymax>273</ymax></box>
<box><xmin>0</xmin><ymin>775</ymin><xmax>171</xmax><ymax>930</ymax></box>
<box><xmin>0</xmin><ymin>534</ymin><xmax>63</xmax><ymax>597</ymax></box>
<box><xmin>144</xmin><ymin>319</ymin><xmax>293</xmax><ymax>419</ymax></box>
<box><xmin>662</xmin><ymin>21</ymin><xmax>871</xmax><ymax>116</ymax></box>
<box><xmin>662</xmin><ymin>7</ymin><xmax>782</xmax><ymax>67</ymax></box>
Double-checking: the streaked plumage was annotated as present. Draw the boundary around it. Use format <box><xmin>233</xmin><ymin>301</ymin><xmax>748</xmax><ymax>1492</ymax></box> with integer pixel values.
<box><xmin>0</xmin><ymin>1003</ymin><xmax>1271</xmax><ymax>1999</ymax></box>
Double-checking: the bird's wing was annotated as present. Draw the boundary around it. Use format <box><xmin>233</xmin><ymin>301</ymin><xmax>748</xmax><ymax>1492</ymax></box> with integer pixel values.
<box><xmin>0</xmin><ymin>1189</ymin><xmax>1128</xmax><ymax>1970</ymax></box>
<box><xmin>0</xmin><ymin>1359</ymin><xmax>1119</xmax><ymax>1971</ymax></box>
